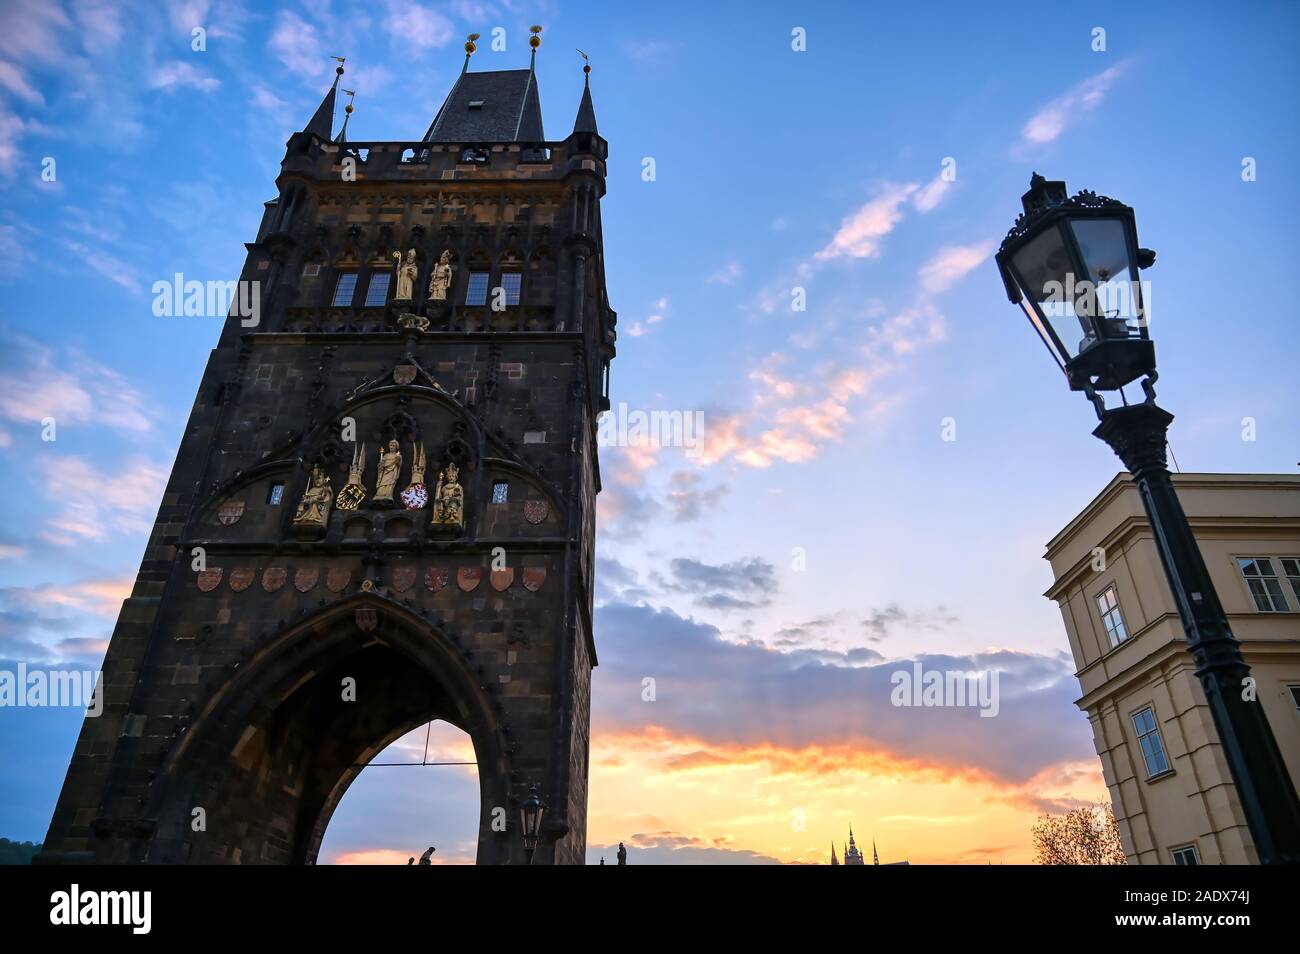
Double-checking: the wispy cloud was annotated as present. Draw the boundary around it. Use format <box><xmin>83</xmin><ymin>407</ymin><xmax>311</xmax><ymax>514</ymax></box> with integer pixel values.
<box><xmin>0</xmin><ymin>326</ymin><xmax>155</xmax><ymax>434</ymax></box>
<box><xmin>1021</xmin><ymin>64</ymin><xmax>1127</xmax><ymax>145</ymax></box>
<box><xmin>813</xmin><ymin>182</ymin><xmax>918</xmax><ymax>263</ymax></box>
<box><xmin>918</xmin><ymin>241</ymin><xmax>996</xmax><ymax>295</ymax></box>
<box><xmin>149</xmin><ymin>61</ymin><xmax>221</xmax><ymax>93</ymax></box>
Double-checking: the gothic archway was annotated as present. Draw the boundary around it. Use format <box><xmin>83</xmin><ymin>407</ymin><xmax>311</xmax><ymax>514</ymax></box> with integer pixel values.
<box><xmin>147</xmin><ymin>594</ymin><xmax>514</xmax><ymax>864</ymax></box>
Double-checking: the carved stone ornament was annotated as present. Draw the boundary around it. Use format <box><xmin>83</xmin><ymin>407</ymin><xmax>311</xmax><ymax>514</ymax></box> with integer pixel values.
<box><xmin>522</xmin><ymin>567</ymin><xmax>546</xmax><ymax>592</ymax></box>
<box><xmin>336</xmin><ymin>443</ymin><xmax>367</xmax><ymax>511</ymax></box>
<box><xmin>197</xmin><ymin>568</ymin><xmax>223</xmax><ymax>592</ymax></box>
<box><xmin>294</xmin><ymin>567</ymin><xmax>319</xmax><ymax>592</ymax></box>
<box><xmin>262</xmin><ymin>567</ymin><xmax>287</xmax><ymax>592</ymax></box>
<box><xmin>523</xmin><ymin>499</ymin><xmax>549</xmax><ymax>525</ymax></box>
<box><xmin>401</xmin><ymin>442</ymin><xmax>428</xmax><ymax>510</ymax></box>
<box><xmin>326</xmin><ymin>567</ymin><xmax>352</xmax><ymax>592</ymax></box>
<box><xmin>457</xmin><ymin>567</ymin><xmax>482</xmax><ymax>592</ymax></box>
<box><xmin>391</xmin><ymin>566</ymin><xmax>416</xmax><ymax>593</ymax></box>
<box><xmin>229</xmin><ymin>568</ymin><xmax>255</xmax><ymax>592</ymax></box>
<box><xmin>217</xmin><ymin>501</ymin><xmax>245</xmax><ymax>526</ymax></box>
<box><xmin>490</xmin><ymin>568</ymin><xmax>515</xmax><ymax>592</ymax></box>
<box><xmin>425</xmin><ymin>567</ymin><xmax>449</xmax><ymax>591</ymax></box>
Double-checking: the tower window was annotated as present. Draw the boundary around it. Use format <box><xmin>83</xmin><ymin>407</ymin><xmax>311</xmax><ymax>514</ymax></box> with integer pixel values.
<box><xmin>1170</xmin><ymin>845</ymin><xmax>1200</xmax><ymax>865</ymax></box>
<box><xmin>499</xmin><ymin>272</ymin><xmax>522</xmax><ymax>306</ymax></box>
<box><xmin>468</xmin><ymin>100</ymin><xmax>485</xmax><ymax>110</ymax></box>
<box><xmin>1131</xmin><ymin>706</ymin><xmax>1171</xmax><ymax>779</ymax></box>
<box><xmin>267</xmin><ymin>482</ymin><xmax>284</xmax><ymax>506</ymax></box>
<box><xmin>364</xmin><ymin>272</ymin><xmax>391</xmax><ymax>306</ymax></box>
<box><xmin>1095</xmin><ymin>585</ymin><xmax>1128</xmax><ymax>648</ymax></box>
<box><xmin>1280</xmin><ymin>558</ymin><xmax>1300</xmax><ymax>607</ymax></box>
<box><xmin>1288</xmin><ymin>685</ymin><xmax>1300</xmax><ymax>711</ymax></box>
<box><xmin>332</xmin><ymin>272</ymin><xmax>358</xmax><ymax>307</ymax></box>
<box><xmin>491</xmin><ymin>481</ymin><xmax>508</xmax><ymax>504</ymax></box>
<box><xmin>465</xmin><ymin>272</ymin><xmax>489</xmax><ymax>306</ymax></box>
<box><xmin>1237</xmin><ymin>557</ymin><xmax>1290</xmax><ymax>612</ymax></box>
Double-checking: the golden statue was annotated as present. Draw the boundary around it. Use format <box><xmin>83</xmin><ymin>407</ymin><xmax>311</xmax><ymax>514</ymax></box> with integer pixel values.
<box><xmin>392</xmin><ymin>248</ymin><xmax>418</xmax><ymax>301</ymax></box>
<box><xmin>292</xmin><ymin>464</ymin><xmax>334</xmax><ymax>529</ymax></box>
<box><xmin>336</xmin><ymin>443</ymin><xmax>367</xmax><ymax>511</ymax></box>
<box><xmin>428</xmin><ymin>250</ymin><xmax>453</xmax><ymax>301</ymax></box>
<box><xmin>372</xmin><ymin>439</ymin><xmax>403</xmax><ymax>503</ymax></box>
<box><xmin>400</xmin><ymin>442</ymin><xmax>428</xmax><ymax>510</ymax></box>
<box><xmin>431</xmin><ymin>462</ymin><xmax>464</xmax><ymax>529</ymax></box>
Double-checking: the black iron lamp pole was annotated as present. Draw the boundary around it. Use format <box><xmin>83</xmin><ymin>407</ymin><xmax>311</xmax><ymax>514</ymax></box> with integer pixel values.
<box><xmin>996</xmin><ymin>174</ymin><xmax>1300</xmax><ymax>865</ymax></box>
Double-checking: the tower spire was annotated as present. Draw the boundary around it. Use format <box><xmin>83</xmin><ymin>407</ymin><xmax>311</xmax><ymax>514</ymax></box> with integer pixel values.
<box><xmin>572</xmin><ymin>49</ymin><xmax>598</xmax><ymax>135</ymax></box>
<box><xmin>304</xmin><ymin>57</ymin><xmax>345</xmax><ymax>140</ymax></box>
<box><xmin>873</xmin><ymin>839</ymin><xmax>879</xmax><ymax>865</ymax></box>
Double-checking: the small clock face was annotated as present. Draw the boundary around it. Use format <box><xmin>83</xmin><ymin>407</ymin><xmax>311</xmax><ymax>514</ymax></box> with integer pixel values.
<box><xmin>402</xmin><ymin>483</ymin><xmax>428</xmax><ymax>510</ymax></box>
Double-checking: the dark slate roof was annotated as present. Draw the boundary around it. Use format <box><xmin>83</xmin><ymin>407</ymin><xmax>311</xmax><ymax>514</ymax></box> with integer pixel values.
<box><xmin>423</xmin><ymin>69</ymin><xmax>545</xmax><ymax>143</ymax></box>
<box><xmin>572</xmin><ymin>79</ymin><xmax>597</xmax><ymax>134</ymax></box>
<box><xmin>304</xmin><ymin>77</ymin><xmax>338</xmax><ymax>140</ymax></box>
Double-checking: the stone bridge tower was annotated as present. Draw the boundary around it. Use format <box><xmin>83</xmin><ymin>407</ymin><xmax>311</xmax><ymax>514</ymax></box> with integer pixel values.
<box><xmin>38</xmin><ymin>38</ymin><xmax>616</xmax><ymax>865</ymax></box>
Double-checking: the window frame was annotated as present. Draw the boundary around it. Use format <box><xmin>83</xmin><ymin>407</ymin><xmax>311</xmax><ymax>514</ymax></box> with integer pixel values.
<box><xmin>1094</xmin><ymin>583</ymin><xmax>1130</xmax><ymax>648</ymax></box>
<box><xmin>1131</xmin><ymin>705</ymin><xmax>1172</xmax><ymax>780</ymax></box>
<box><xmin>1279</xmin><ymin>557</ymin><xmax>1300</xmax><ymax>609</ymax></box>
<box><xmin>465</xmin><ymin>271</ymin><xmax>490</xmax><ymax>306</ymax></box>
<box><xmin>331</xmin><ymin>271</ymin><xmax>359</xmax><ymax>307</ymax></box>
<box><xmin>1170</xmin><ymin>844</ymin><xmax>1200</xmax><ymax>866</ymax></box>
<box><xmin>499</xmin><ymin>271</ymin><xmax>522</xmax><ymax>307</ymax></box>
<box><xmin>267</xmin><ymin>482</ymin><xmax>285</xmax><ymax>506</ymax></box>
<box><xmin>363</xmin><ymin>271</ymin><xmax>392</xmax><ymax>307</ymax></box>
<box><xmin>1236</xmin><ymin>557</ymin><xmax>1291</xmax><ymax>613</ymax></box>
<box><xmin>491</xmin><ymin>481</ymin><xmax>509</xmax><ymax>505</ymax></box>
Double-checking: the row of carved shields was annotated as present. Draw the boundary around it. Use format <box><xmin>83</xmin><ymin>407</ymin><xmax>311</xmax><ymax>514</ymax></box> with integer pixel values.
<box><xmin>196</xmin><ymin>565</ymin><xmax>546</xmax><ymax>593</ymax></box>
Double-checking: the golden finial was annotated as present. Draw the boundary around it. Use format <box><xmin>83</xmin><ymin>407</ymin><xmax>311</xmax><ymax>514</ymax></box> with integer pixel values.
<box><xmin>465</xmin><ymin>32</ymin><xmax>480</xmax><ymax>54</ymax></box>
<box><xmin>576</xmin><ymin>48</ymin><xmax>591</xmax><ymax>78</ymax></box>
<box><xmin>529</xmin><ymin>25</ymin><xmax>543</xmax><ymax>50</ymax></box>
<box><xmin>332</xmin><ymin>55</ymin><xmax>346</xmax><ymax>77</ymax></box>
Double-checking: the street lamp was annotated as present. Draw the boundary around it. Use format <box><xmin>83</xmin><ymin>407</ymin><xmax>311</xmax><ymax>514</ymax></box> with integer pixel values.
<box><xmin>520</xmin><ymin>784</ymin><xmax>546</xmax><ymax>865</ymax></box>
<box><xmin>996</xmin><ymin>173</ymin><xmax>1300</xmax><ymax>865</ymax></box>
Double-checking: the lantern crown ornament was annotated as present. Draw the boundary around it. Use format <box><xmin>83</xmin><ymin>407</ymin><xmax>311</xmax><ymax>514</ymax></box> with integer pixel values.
<box><xmin>996</xmin><ymin>174</ymin><xmax>1158</xmax><ymax>396</ymax></box>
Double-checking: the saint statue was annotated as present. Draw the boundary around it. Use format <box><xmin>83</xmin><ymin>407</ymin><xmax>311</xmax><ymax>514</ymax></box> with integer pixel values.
<box><xmin>372</xmin><ymin>439</ymin><xmax>402</xmax><ymax>503</ymax></box>
<box><xmin>392</xmin><ymin>248</ymin><xmax>418</xmax><ymax>301</ymax></box>
<box><xmin>292</xmin><ymin>464</ymin><xmax>333</xmax><ymax>530</ymax></box>
<box><xmin>427</xmin><ymin>250</ymin><xmax>453</xmax><ymax>301</ymax></box>
<box><xmin>431</xmin><ymin>461</ymin><xmax>464</xmax><ymax>529</ymax></box>
<box><xmin>617</xmin><ymin>842</ymin><xmax>627</xmax><ymax>865</ymax></box>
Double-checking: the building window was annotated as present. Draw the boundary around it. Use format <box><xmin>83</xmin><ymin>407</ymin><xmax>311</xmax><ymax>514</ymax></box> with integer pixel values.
<box><xmin>1095</xmin><ymin>585</ymin><xmax>1129</xmax><ymax>648</ymax></box>
<box><xmin>1288</xmin><ymin>685</ymin><xmax>1300</xmax><ymax>711</ymax></box>
<box><xmin>1281</xmin><ymin>558</ymin><xmax>1300</xmax><ymax>608</ymax></box>
<box><xmin>332</xmin><ymin>272</ymin><xmax>358</xmax><ymax>307</ymax></box>
<box><xmin>1132</xmin><ymin>707</ymin><xmax>1171</xmax><ymax>779</ymax></box>
<box><xmin>465</xmin><ymin>272</ymin><xmax>489</xmax><ymax>306</ymax></box>
<box><xmin>364</xmin><ymin>272</ymin><xmax>391</xmax><ymax>306</ymax></box>
<box><xmin>267</xmin><ymin>483</ymin><xmax>284</xmax><ymax>506</ymax></box>
<box><xmin>491</xmin><ymin>481</ymin><xmax>508</xmax><ymax>504</ymax></box>
<box><xmin>499</xmin><ymin>272</ymin><xmax>522</xmax><ymax>306</ymax></box>
<box><xmin>1170</xmin><ymin>845</ymin><xmax>1200</xmax><ymax>865</ymax></box>
<box><xmin>1237</xmin><ymin>557</ymin><xmax>1290</xmax><ymax>612</ymax></box>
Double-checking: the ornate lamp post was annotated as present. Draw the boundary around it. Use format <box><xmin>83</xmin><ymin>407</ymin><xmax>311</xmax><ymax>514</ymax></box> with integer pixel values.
<box><xmin>996</xmin><ymin>174</ymin><xmax>1300</xmax><ymax>865</ymax></box>
<box><xmin>520</xmin><ymin>784</ymin><xmax>546</xmax><ymax>865</ymax></box>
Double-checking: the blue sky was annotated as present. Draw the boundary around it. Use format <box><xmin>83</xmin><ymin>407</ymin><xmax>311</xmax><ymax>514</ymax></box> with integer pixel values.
<box><xmin>0</xmin><ymin>0</ymin><xmax>1297</xmax><ymax>863</ymax></box>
